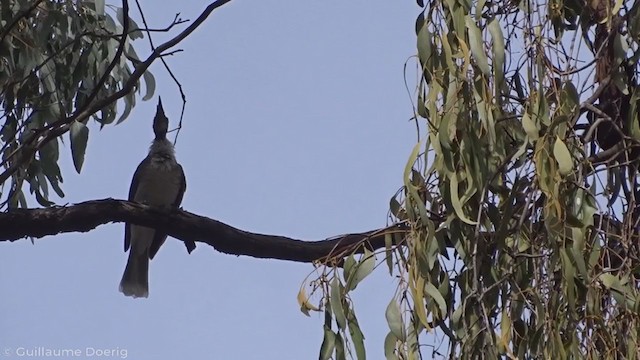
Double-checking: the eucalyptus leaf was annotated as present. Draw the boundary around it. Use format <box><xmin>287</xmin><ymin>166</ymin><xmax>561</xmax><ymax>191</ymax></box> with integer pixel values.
<box><xmin>553</xmin><ymin>136</ymin><xmax>573</xmax><ymax>176</ymax></box>
<box><xmin>385</xmin><ymin>299</ymin><xmax>405</xmax><ymax>341</ymax></box>
<box><xmin>330</xmin><ymin>277</ymin><xmax>347</xmax><ymax>331</ymax></box>
<box><xmin>424</xmin><ymin>282</ymin><xmax>448</xmax><ymax>318</ymax></box>
<box><xmin>465</xmin><ymin>17</ymin><xmax>490</xmax><ymax>75</ymax></box>
<box><xmin>488</xmin><ymin>19</ymin><xmax>505</xmax><ymax>90</ymax></box>
<box><xmin>319</xmin><ymin>326</ymin><xmax>336</xmax><ymax>360</ymax></box>
<box><xmin>69</xmin><ymin>121</ymin><xmax>89</xmax><ymax>173</ymax></box>
<box><xmin>348</xmin><ymin>249</ymin><xmax>375</xmax><ymax>291</ymax></box>
<box><xmin>142</xmin><ymin>70</ymin><xmax>156</xmax><ymax>101</ymax></box>
<box><xmin>347</xmin><ymin>308</ymin><xmax>366</xmax><ymax>360</ymax></box>
<box><xmin>94</xmin><ymin>0</ymin><xmax>105</xmax><ymax>15</ymax></box>
<box><xmin>449</xmin><ymin>172</ymin><xmax>477</xmax><ymax>225</ymax></box>
<box><xmin>384</xmin><ymin>332</ymin><xmax>399</xmax><ymax>360</ymax></box>
<box><xmin>334</xmin><ymin>332</ymin><xmax>346</xmax><ymax>360</ymax></box>
<box><xmin>343</xmin><ymin>254</ymin><xmax>356</xmax><ymax>284</ymax></box>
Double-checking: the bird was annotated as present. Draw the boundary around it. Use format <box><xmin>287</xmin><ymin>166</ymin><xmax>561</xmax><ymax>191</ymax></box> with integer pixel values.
<box><xmin>119</xmin><ymin>97</ymin><xmax>186</xmax><ymax>298</ymax></box>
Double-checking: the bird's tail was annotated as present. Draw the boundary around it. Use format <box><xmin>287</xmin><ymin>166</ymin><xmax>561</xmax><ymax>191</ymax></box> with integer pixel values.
<box><xmin>119</xmin><ymin>250</ymin><xmax>150</xmax><ymax>298</ymax></box>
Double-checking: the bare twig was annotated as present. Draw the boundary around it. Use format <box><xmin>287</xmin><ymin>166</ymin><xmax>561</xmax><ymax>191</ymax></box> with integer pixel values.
<box><xmin>134</xmin><ymin>0</ymin><xmax>188</xmax><ymax>146</ymax></box>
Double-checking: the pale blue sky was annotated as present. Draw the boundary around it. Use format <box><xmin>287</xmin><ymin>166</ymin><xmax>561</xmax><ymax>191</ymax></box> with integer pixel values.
<box><xmin>1</xmin><ymin>1</ymin><xmax>420</xmax><ymax>359</ymax></box>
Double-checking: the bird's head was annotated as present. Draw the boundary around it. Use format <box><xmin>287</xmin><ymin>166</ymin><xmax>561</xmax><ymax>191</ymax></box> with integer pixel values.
<box><xmin>153</xmin><ymin>97</ymin><xmax>169</xmax><ymax>140</ymax></box>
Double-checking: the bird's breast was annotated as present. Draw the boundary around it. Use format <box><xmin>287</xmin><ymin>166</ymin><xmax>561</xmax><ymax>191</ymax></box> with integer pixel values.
<box><xmin>133</xmin><ymin>162</ymin><xmax>183</xmax><ymax>206</ymax></box>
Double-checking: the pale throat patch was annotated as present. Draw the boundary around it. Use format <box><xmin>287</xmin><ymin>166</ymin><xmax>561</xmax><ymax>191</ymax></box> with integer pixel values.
<box><xmin>148</xmin><ymin>139</ymin><xmax>177</xmax><ymax>171</ymax></box>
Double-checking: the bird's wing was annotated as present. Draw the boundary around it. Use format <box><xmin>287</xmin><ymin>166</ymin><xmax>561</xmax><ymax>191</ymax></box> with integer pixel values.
<box><xmin>173</xmin><ymin>164</ymin><xmax>187</xmax><ymax>207</ymax></box>
<box><xmin>124</xmin><ymin>157</ymin><xmax>151</xmax><ymax>252</ymax></box>
<box><xmin>174</xmin><ymin>164</ymin><xmax>196</xmax><ymax>254</ymax></box>
<box><xmin>148</xmin><ymin>163</ymin><xmax>187</xmax><ymax>259</ymax></box>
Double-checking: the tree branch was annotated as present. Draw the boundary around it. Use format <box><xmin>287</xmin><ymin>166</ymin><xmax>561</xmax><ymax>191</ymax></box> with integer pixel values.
<box><xmin>0</xmin><ymin>0</ymin><xmax>234</xmax><ymax>185</ymax></box>
<box><xmin>0</xmin><ymin>198</ymin><xmax>625</xmax><ymax>267</ymax></box>
<box><xmin>0</xmin><ymin>199</ymin><xmax>408</xmax><ymax>264</ymax></box>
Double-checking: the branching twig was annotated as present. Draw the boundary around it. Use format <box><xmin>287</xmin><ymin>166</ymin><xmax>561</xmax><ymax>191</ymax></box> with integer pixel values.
<box><xmin>133</xmin><ymin>0</ymin><xmax>188</xmax><ymax>146</ymax></box>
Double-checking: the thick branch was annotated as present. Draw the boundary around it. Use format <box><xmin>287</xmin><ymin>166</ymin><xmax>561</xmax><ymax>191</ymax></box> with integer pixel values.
<box><xmin>0</xmin><ymin>199</ymin><xmax>408</xmax><ymax>264</ymax></box>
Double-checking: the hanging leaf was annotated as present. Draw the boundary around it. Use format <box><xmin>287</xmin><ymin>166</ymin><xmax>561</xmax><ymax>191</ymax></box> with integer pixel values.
<box><xmin>385</xmin><ymin>299</ymin><xmax>405</xmax><ymax>341</ymax></box>
<box><xmin>384</xmin><ymin>332</ymin><xmax>399</xmax><ymax>360</ymax></box>
<box><xmin>69</xmin><ymin>120</ymin><xmax>89</xmax><ymax>173</ymax></box>
<box><xmin>347</xmin><ymin>308</ymin><xmax>366</xmax><ymax>360</ymax></box>
<box><xmin>347</xmin><ymin>249</ymin><xmax>375</xmax><ymax>291</ymax></box>
<box><xmin>465</xmin><ymin>16</ymin><xmax>490</xmax><ymax>75</ymax></box>
<box><xmin>330</xmin><ymin>277</ymin><xmax>347</xmax><ymax>330</ymax></box>
<box><xmin>142</xmin><ymin>70</ymin><xmax>156</xmax><ymax>101</ymax></box>
<box><xmin>488</xmin><ymin>19</ymin><xmax>505</xmax><ymax>90</ymax></box>
<box><xmin>319</xmin><ymin>326</ymin><xmax>336</xmax><ymax>360</ymax></box>
<box><xmin>449</xmin><ymin>172</ymin><xmax>478</xmax><ymax>225</ymax></box>
<box><xmin>343</xmin><ymin>254</ymin><xmax>356</xmax><ymax>284</ymax></box>
<box><xmin>417</xmin><ymin>24</ymin><xmax>434</xmax><ymax>84</ymax></box>
<box><xmin>424</xmin><ymin>282</ymin><xmax>448</xmax><ymax>318</ymax></box>
<box><xmin>334</xmin><ymin>332</ymin><xmax>346</xmax><ymax>360</ymax></box>
<box><xmin>384</xmin><ymin>233</ymin><xmax>394</xmax><ymax>275</ymax></box>
<box><xmin>553</xmin><ymin>136</ymin><xmax>573</xmax><ymax>176</ymax></box>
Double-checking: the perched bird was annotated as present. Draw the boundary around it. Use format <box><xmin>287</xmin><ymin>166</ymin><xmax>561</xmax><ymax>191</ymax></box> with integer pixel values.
<box><xmin>119</xmin><ymin>97</ymin><xmax>186</xmax><ymax>298</ymax></box>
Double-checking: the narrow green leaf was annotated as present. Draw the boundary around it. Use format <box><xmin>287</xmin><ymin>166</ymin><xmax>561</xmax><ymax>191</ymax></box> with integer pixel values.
<box><xmin>404</xmin><ymin>139</ymin><xmax>425</xmax><ymax>183</ymax></box>
<box><xmin>384</xmin><ymin>332</ymin><xmax>399</xmax><ymax>360</ymax></box>
<box><xmin>94</xmin><ymin>0</ymin><xmax>105</xmax><ymax>15</ymax></box>
<box><xmin>553</xmin><ymin>136</ymin><xmax>573</xmax><ymax>176</ymax></box>
<box><xmin>522</xmin><ymin>112</ymin><xmax>538</xmax><ymax>141</ymax></box>
<box><xmin>385</xmin><ymin>299</ymin><xmax>405</xmax><ymax>341</ymax></box>
<box><xmin>334</xmin><ymin>332</ymin><xmax>346</xmax><ymax>360</ymax></box>
<box><xmin>440</xmin><ymin>30</ymin><xmax>456</xmax><ymax>73</ymax></box>
<box><xmin>142</xmin><ymin>70</ymin><xmax>156</xmax><ymax>101</ymax></box>
<box><xmin>488</xmin><ymin>19</ymin><xmax>505</xmax><ymax>90</ymax></box>
<box><xmin>628</xmin><ymin>88</ymin><xmax>640</xmax><ymax>140</ymax></box>
<box><xmin>449</xmin><ymin>172</ymin><xmax>477</xmax><ymax>225</ymax></box>
<box><xmin>560</xmin><ymin>81</ymin><xmax>580</xmax><ymax>116</ymax></box>
<box><xmin>348</xmin><ymin>249</ymin><xmax>375</xmax><ymax>291</ymax></box>
<box><xmin>560</xmin><ymin>249</ymin><xmax>576</xmax><ymax>313</ymax></box>
<box><xmin>347</xmin><ymin>309</ymin><xmax>366</xmax><ymax>360</ymax></box>
<box><xmin>495</xmin><ymin>178</ymin><xmax>521</xmax><ymax>245</ymax></box>
<box><xmin>44</xmin><ymin>162</ymin><xmax>65</xmax><ymax>198</ymax></box>
<box><xmin>599</xmin><ymin>273</ymin><xmax>622</xmax><ymax>291</ymax></box>
<box><xmin>475</xmin><ymin>0</ymin><xmax>487</xmax><ymax>20</ymax></box>
<box><xmin>34</xmin><ymin>188</ymin><xmax>54</xmax><ymax>207</ymax></box>
<box><xmin>568</xmin><ymin>247</ymin><xmax>588</xmax><ymax>281</ymax></box>
<box><xmin>343</xmin><ymin>254</ymin><xmax>356</xmax><ymax>284</ymax></box>
<box><xmin>450</xmin><ymin>305</ymin><xmax>464</xmax><ymax>337</ymax></box>
<box><xmin>330</xmin><ymin>277</ymin><xmax>347</xmax><ymax>330</ymax></box>
<box><xmin>69</xmin><ymin>121</ymin><xmax>89</xmax><ymax>173</ymax></box>
<box><xmin>452</xmin><ymin>4</ymin><xmax>466</xmax><ymax>38</ymax></box>
<box><xmin>36</xmin><ymin>168</ymin><xmax>49</xmax><ymax>199</ymax></box>
<box><xmin>116</xmin><ymin>92</ymin><xmax>135</xmax><ymax>124</ymax></box>
<box><xmin>384</xmin><ymin>233</ymin><xmax>394</xmax><ymax>275</ymax></box>
<box><xmin>417</xmin><ymin>24</ymin><xmax>433</xmax><ymax>84</ymax></box>
<box><xmin>116</xmin><ymin>7</ymin><xmax>143</xmax><ymax>39</ymax></box>
<box><xmin>465</xmin><ymin>17</ymin><xmax>490</xmax><ymax>75</ymax></box>
<box><xmin>613</xmin><ymin>0</ymin><xmax>624</xmax><ymax>13</ymax></box>
<box><xmin>424</xmin><ymin>282</ymin><xmax>447</xmax><ymax>318</ymax></box>
<box><xmin>319</xmin><ymin>326</ymin><xmax>336</xmax><ymax>360</ymax></box>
